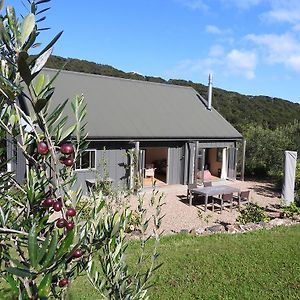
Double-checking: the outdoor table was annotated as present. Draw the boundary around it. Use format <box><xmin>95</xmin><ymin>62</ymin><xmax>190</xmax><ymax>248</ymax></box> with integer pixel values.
<box><xmin>189</xmin><ymin>185</ymin><xmax>240</xmax><ymax>210</ymax></box>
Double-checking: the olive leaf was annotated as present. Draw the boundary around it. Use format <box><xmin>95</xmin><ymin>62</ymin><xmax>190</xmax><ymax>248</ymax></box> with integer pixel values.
<box><xmin>34</xmin><ymin>73</ymin><xmax>45</xmax><ymax>96</ymax></box>
<box><xmin>31</xmin><ymin>47</ymin><xmax>53</xmax><ymax>77</ymax></box>
<box><xmin>6</xmin><ymin>267</ymin><xmax>32</xmax><ymax>278</ymax></box>
<box><xmin>6</xmin><ymin>6</ymin><xmax>18</xmax><ymax>41</ymax></box>
<box><xmin>38</xmin><ymin>273</ymin><xmax>52</xmax><ymax>298</ymax></box>
<box><xmin>56</xmin><ymin>230</ymin><xmax>74</xmax><ymax>258</ymax></box>
<box><xmin>17</xmin><ymin>51</ymin><xmax>32</xmax><ymax>86</ymax></box>
<box><xmin>28</xmin><ymin>224</ymin><xmax>38</xmax><ymax>268</ymax></box>
<box><xmin>43</xmin><ymin>230</ymin><xmax>58</xmax><ymax>267</ymax></box>
<box><xmin>60</xmin><ymin>124</ymin><xmax>76</xmax><ymax>142</ymax></box>
<box><xmin>36</xmin><ymin>0</ymin><xmax>51</xmax><ymax>5</ymax></box>
<box><xmin>37</xmin><ymin>233</ymin><xmax>50</xmax><ymax>264</ymax></box>
<box><xmin>5</xmin><ymin>274</ymin><xmax>19</xmax><ymax>294</ymax></box>
<box><xmin>0</xmin><ymin>0</ymin><xmax>4</xmax><ymax>11</ymax></box>
<box><xmin>0</xmin><ymin>20</ymin><xmax>12</xmax><ymax>51</ymax></box>
<box><xmin>20</xmin><ymin>13</ymin><xmax>35</xmax><ymax>47</ymax></box>
<box><xmin>34</xmin><ymin>31</ymin><xmax>63</xmax><ymax>59</ymax></box>
<box><xmin>34</xmin><ymin>98</ymin><xmax>48</xmax><ymax>113</ymax></box>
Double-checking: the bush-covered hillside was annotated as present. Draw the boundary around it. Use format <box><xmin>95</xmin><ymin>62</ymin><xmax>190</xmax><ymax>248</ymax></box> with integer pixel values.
<box><xmin>44</xmin><ymin>55</ymin><xmax>300</xmax><ymax>130</ymax></box>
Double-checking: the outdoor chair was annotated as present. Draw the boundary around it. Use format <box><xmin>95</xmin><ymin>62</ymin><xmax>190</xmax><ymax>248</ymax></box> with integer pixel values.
<box><xmin>86</xmin><ymin>179</ymin><xmax>96</xmax><ymax>193</ymax></box>
<box><xmin>213</xmin><ymin>192</ymin><xmax>233</xmax><ymax>213</ymax></box>
<box><xmin>237</xmin><ymin>190</ymin><xmax>250</xmax><ymax>210</ymax></box>
<box><xmin>203</xmin><ymin>181</ymin><xmax>213</xmax><ymax>207</ymax></box>
<box><xmin>144</xmin><ymin>167</ymin><xmax>156</xmax><ymax>179</ymax></box>
<box><xmin>187</xmin><ymin>183</ymin><xmax>199</xmax><ymax>205</ymax></box>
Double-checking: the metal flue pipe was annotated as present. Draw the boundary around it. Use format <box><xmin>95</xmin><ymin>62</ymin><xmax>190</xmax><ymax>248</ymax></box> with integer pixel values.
<box><xmin>208</xmin><ymin>73</ymin><xmax>213</xmax><ymax>111</ymax></box>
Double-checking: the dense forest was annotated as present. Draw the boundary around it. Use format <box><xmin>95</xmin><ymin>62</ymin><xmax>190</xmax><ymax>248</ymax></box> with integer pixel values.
<box><xmin>44</xmin><ymin>55</ymin><xmax>300</xmax><ymax>131</ymax></box>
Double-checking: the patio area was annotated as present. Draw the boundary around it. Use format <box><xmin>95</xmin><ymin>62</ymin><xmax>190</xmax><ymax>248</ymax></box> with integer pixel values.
<box><xmin>129</xmin><ymin>178</ymin><xmax>282</xmax><ymax>235</ymax></box>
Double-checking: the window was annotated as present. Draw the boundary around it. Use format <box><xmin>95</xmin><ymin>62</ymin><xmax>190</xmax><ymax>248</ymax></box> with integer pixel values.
<box><xmin>75</xmin><ymin>150</ymin><xmax>96</xmax><ymax>170</ymax></box>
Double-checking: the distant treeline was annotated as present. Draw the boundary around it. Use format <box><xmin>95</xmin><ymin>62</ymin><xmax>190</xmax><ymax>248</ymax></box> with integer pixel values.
<box><xmin>43</xmin><ymin>55</ymin><xmax>300</xmax><ymax>131</ymax></box>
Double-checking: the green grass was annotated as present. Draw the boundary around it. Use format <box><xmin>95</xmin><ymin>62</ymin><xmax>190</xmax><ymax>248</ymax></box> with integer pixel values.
<box><xmin>69</xmin><ymin>225</ymin><xmax>300</xmax><ymax>300</ymax></box>
<box><xmin>1</xmin><ymin>226</ymin><xmax>300</xmax><ymax>299</ymax></box>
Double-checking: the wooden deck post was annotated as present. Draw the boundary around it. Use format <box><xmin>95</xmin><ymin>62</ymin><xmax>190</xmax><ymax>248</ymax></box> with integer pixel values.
<box><xmin>241</xmin><ymin>139</ymin><xmax>246</xmax><ymax>181</ymax></box>
<box><xmin>193</xmin><ymin>141</ymin><xmax>199</xmax><ymax>184</ymax></box>
<box><xmin>133</xmin><ymin>141</ymin><xmax>140</xmax><ymax>193</ymax></box>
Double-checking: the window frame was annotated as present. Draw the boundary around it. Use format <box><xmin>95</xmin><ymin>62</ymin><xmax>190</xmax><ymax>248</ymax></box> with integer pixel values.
<box><xmin>75</xmin><ymin>149</ymin><xmax>97</xmax><ymax>171</ymax></box>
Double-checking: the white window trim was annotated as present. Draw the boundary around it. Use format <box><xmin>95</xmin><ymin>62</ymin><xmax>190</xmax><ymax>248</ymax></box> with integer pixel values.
<box><xmin>75</xmin><ymin>149</ymin><xmax>97</xmax><ymax>171</ymax></box>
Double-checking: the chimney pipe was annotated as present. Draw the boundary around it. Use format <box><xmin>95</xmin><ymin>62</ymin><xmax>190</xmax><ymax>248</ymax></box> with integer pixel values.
<box><xmin>208</xmin><ymin>73</ymin><xmax>213</xmax><ymax>111</ymax></box>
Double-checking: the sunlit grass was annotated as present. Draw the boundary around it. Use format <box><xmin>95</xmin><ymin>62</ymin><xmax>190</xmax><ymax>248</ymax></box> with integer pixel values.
<box><xmin>69</xmin><ymin>225</ymin><xmax>300</xmax><ymax>300</ymax></box>
<box><xmin>1</xmin><ymin>225</ymin><xmax>300</xmax><ymax>299</ymax></box>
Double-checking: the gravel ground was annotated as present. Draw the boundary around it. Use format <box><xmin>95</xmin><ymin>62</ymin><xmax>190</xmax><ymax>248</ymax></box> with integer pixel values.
<box><xmin>128</xmin><ymin>179</ymin><xmax>282</xmax><ymax>235</ymax></box>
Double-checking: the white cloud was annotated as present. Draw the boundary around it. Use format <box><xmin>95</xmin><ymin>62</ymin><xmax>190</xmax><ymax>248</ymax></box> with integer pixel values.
<box><xmin>226</xmin><ymin>49</ymin><xmax>257</xmax><ymax>79</ymax></box>
<box><xmin>246</xmin><ymin>33</ymin><xmax>300</xmax><ymax>71</ymax></box>
<box><xmin>209</xmin><ymin>45</ymin><xmax>224</xmax><ymax>57</ymax></box>
<box><xmin>287</xmin><ymin>55</ymin><xmax>300</xmax><ymax>72</ymax></box>
<box><xmin>265</xmin><ymin>9</ymin><xmax>300</xmax><ymax>24</ymax></box>
<box><xmin>262</xmin><ymin>1</ymin><xmax>300</xmax><ymax>26</ymax></box>
<box><xmin>176</xmin><ymin>0</ymin><xmax>209</xmax><ymax>11</ymax></box>
<box><xmin>174</xmin><ymin>0</ymin><xmax>300</xmax><ymax>79</ymax></box>
<box><xmin>165</xmin><ymin>48</ymin><xmax>257</xmax><ymax>81</ymax></box>
<box><xmin>164</xmin><ymin>56</ymin><xmax>222</xmax><ymax>79</ymax></box>
<box><xmin>221</xmin><ymin>0</ymin><xmax>264</xmax><ymax>10</ymax></box>
<box><xmin>292</xmin><ymin>24</ymin><xmax>300</xmax><ymax>31</ymax></box>
<box><xmin>206</xmin><ymin>25</ymin><xmax>222</xmax><ymax>34</ymax></box>
<box><xmin>205</xmin><ymin>24</ymin><xmax>232</xmax><ymax>34</ymax></box>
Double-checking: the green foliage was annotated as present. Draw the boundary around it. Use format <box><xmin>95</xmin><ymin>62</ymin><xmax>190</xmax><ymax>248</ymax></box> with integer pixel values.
<box><xmin>126</xmin><ymin>210</ymin><xmax>142</xmax><ymax>232</ymax></box>
<box><xmin>93</xmin><ymin>179</ymin><xmax>113</xmax><ymax>196</ymax></box>
<box><xmin>295</xmin><ymin>189</ymin><xmax>300</xmax><ymax>207</ymax></box>
<box><xmin>241</xmin><ymin>122</ymin><xmax>300</xmax><ymax>176</ymax></box>
<box><xmin>237</xmin><ymin>203</ymin><xmax>270</xmax><ymax>224</ymax></box>
<box><xmin>85</xmin><ymin>186</ymin><xmax>164</xmax><ymax>299</ymax></box>
<box><xmin>0</xmin><ymin>127</ymin><xmax>6</xmax><ymax>171</ymax></box>
<box><xmin>281</xmin><ymin>202</ymin><xmax>300</xmax><ymax>218</ymax></box>
<box><xmin>295</xmin><ymin>160</ymin><xmax>300</xmax><ymax>190</ymax></box>
<box><xmin>75</xmin><ymin>197</ymin><xmax>93</xmax><ymax>220</ymax></box>
<box><xmin>0</xmin><ymin>187</ymin><xmax>21</xmax><ymax>225</ymax></box>
<box><xmin>0</xmin><ymin>1</ymin><xmax>162</xmax><ymax>299</ymax></box>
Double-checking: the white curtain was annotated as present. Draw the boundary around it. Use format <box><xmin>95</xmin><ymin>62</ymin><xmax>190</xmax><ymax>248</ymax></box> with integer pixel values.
<box><xmin>221</xmin><ymin>148</ymin><xmax>227</xmax><ymax>179</ymax></box>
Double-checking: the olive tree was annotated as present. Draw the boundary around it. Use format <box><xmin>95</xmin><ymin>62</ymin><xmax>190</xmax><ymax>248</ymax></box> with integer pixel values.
<box><xmin>0</xmin><ymin>1</ymin><xmax>162</xmax><ymax>299</ymax></box>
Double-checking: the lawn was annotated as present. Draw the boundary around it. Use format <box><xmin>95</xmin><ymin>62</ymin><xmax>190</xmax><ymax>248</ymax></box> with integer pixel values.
<box><xmin>69</xmin><ymin>225</ymin><xmax>300</xmax><ymax>300</ymax></box>
<box><xmin>1</xmin><ymin>225</ymin><xmax>300</xmax><ymax>299</ymax></box>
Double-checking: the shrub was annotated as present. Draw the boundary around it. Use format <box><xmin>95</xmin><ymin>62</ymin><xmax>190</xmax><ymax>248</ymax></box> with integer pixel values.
<box><xmin>241</xmin><ymin>123</ymin><xmax>299</xmax><ymax>177</ymax></box>
<box><xmin>237</xmin><ymin>203</ymin><xmax>270</xmax><ymax>224</ymax></box>
<box><xmin>281</xmin><ymin>202</ymin><xmax>300</xmax><ymax>218</ymax></box>
<box><xmin>295</xmin><ymin>160</ymin><xmax>300</xmax><ymax>190</ymax></box>
<box><xmin>295</xmin><ymin>189</ymin><xmax>300</xmax><ymax>207</ymax></box>
<box><xmin>126</xmin><ymin>210</ymin><xmax>142</xmax><ymax>232</ymax></box>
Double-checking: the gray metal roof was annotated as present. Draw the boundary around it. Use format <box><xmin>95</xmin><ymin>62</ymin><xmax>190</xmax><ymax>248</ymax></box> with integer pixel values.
<box><xmin>43</xmin><ymin>68</ymin><xmax>242</xmax><ymax>141</ymax></box>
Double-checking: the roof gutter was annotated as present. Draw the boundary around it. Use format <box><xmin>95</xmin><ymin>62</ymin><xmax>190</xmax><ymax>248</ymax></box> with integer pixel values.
<box><xmin>86</xmin><ymin>137</ymin><xmax>243</xmax><ymax>142</ymax></box>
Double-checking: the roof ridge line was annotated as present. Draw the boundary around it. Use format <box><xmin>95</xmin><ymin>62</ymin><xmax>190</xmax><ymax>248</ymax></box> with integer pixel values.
<box><xmin>43</xmin><ymin>68</ymin><xmax>196</xmax><ymax>91</ymax></box>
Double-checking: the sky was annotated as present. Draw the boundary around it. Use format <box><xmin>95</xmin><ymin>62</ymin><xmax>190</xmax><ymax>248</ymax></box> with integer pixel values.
<box><xmin>7</xmin><ymin>0</ymin><xmax>300</xmax><ymax>103</ymax></box>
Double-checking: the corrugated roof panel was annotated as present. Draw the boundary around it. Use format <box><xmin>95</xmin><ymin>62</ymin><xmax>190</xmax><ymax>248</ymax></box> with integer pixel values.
<box><xmin>43</xmin><ymin>68</ymin><xmax>242</xmax><ymax>140</ymax></box>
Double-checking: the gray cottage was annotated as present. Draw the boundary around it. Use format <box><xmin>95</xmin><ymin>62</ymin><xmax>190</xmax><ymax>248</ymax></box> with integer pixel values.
<box><xmin>11</xmin><ymin>68</ymin><xmax>243</xmax><ymax>190</ymax></box>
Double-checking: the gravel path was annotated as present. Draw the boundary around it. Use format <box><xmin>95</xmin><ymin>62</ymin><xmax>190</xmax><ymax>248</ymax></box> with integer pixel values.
<box><xmin>129</xmin><ymin>179</ymin><xmax>282</xmax><ymax>235</ymax></box>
